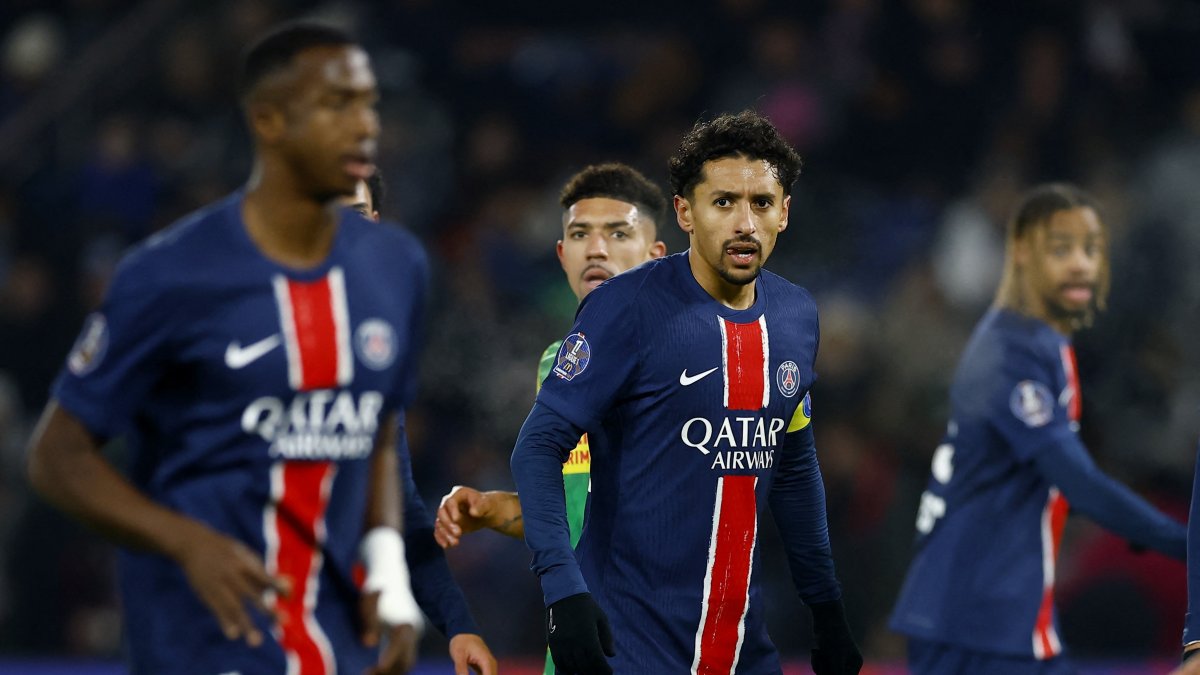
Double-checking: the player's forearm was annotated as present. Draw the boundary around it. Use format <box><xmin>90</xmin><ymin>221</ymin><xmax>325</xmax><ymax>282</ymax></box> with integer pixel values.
<box><xmin>27</xmin><ymin>401</ymin><xmax>208</xmax><ymax>561</ymax></box>
<box><xmin>769</xmin><ymin>425</ymin><xmax>841</xmax><ymax>605</ymax></box>
<box><xmin>365</xmin><ymin>411</ymin><xmax>403</xmax><ymax>532</ymax></box>
<box><xmin>510</xmin><ymin>402</ymin><xmax>588</xmax><ymax>605</ymax></box>
<box><xmin>1034</xmin><ymin>436</ymin><xmax>1185</xmax><ymax>559</ymax></box>
<box><xmin>481</xmin><ymin>491</ymin><xmax>524</xmax><ymax>538</ymax></box>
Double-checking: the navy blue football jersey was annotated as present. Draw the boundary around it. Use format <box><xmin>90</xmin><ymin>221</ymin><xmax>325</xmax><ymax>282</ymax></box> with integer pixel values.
<box><xmin>54</xmin><ymin>194</ymin><xmax>430</xmax><ymax>674</ymax></box>
<box><xmin>529</xmin><ymin>252</ymin><xmax>837</xmax><ymax>674</ymax></box>
<box><xmin>889</xmin><ymin>308</ymin><xmax>1084</xmax><ymax>659</ymax></box>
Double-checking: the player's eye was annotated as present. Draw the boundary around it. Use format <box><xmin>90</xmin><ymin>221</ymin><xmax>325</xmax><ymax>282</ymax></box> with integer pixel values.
<box><xmin>714</xmin><ymin>198</ymin><xmax>730</xmax><ymax>207</ymax></box>
<box><xmin>569</xmin><ymin>231</ymin><xmax>587</xmax><ymax>240</ymax></box>
<box><xmin>754</xmin><ymin>199</ymin><xmax>772</xmax><ymax>209</ymax></box>
<box><xmin>611</xmin><ymin>230</ymin><xmax>630</xmax><ymax>240</ymax></box>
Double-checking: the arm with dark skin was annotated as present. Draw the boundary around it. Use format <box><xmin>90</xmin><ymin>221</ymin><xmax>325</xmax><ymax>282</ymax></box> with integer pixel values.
<box><xmin>363</xmin><ymin>415</ymin><xmax>496</xmax><ymax>675</ymax></box>
<box><xmin>361</xmin><ymin>411</ymin><xmax>419</xmax><ymax>675</ymax></box>
<box><xmin>26</xmin><ymin>401</ymin><xmax>289</xmax><ymax>647</ymax></box>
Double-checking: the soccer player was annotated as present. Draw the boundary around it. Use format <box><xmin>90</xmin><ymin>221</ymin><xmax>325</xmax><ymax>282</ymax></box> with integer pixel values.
<box><xmin>431</xmin><ymin>163</ymin><xmax>668</xmax><ymax>674</ymax></box>
<box><xmin>26</xmin><ymin>23</ymin><xmax>493</xmax><ymax>675</ymax></box>
<box><xmin>337</xmin><ymin>177</ymin><xmax>498</xmax><ymax>674</ymax></box>
<box><xmin>510</xmin><ymin>111</ymin><xmax>863</xmax><ymax>675</ymax></box>
<box><xmin>889</xmin><ymin>183</ymin><xmax>1186</xmax><ymax>675</ymax></box>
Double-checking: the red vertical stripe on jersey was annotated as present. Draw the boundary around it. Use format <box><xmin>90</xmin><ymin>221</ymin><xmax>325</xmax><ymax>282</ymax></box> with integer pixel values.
<box><xmin>694</xmin><ymin>475</ymin><xmax>758</xmax><ymax>675</ymax></box>
<box><xmin>272</xmin><ymin>461</ymin><xmax>336</xmax><ymax>675</ymax></box>
<box><xmin>722</xmin><ymin>319</ymin><xmax>765</xmax><ymax>411</ymax></box>
<box><xmin>1060</xmin><ymin>345</ymin><xmax>1082</xmax><ymax>421</ymax></box>
<box><xmin>1032</xmin><ymin>488</ymin><xmax>1069</xmax><ymax>659</ymax></box>
<box><xmin>286</xmin><ymin>277</ymin><xmax>339</xmax><ymax>390</ymax></box>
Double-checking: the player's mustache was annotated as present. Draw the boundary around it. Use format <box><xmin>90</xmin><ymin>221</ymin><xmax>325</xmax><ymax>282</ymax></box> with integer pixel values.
<box><xmin>723</xmin><ymin>236</ymin><xmax>761</xmax><ymax>251</ymax></box>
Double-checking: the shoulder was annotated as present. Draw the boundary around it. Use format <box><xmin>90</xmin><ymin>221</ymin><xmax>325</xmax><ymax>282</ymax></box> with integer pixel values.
<box><xmin>959</xmin><ymin>309</ymin><xmax>1057</xmax><ymax>385</ymax></box>
<box><xmin>762</xmin><ymin>269</ymin><xmax>818</xmax><ymax>316</ymax></box>
<box><xmin>577</xmin><ymin>254</ymin><xmax>668</xmax><ymax>315</ymax></box>
<box><xmin>112</xmin><ymin>195</ymin><xmax>240</xmax><ymax>295</ymax></box>
<box><xmin>341</xmin><ymin>213</ymin><xmax>430</xmax><ymax>278</ymax></box>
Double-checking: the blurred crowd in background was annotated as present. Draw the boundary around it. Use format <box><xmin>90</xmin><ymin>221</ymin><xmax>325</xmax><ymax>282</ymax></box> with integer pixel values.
<box><xmin>1</xmin><ymin>0</ymin><xmax>1199</xmax><ymax>665</ymax></box>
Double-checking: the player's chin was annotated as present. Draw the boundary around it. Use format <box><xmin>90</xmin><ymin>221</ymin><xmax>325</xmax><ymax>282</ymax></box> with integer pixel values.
<box><xmin>718</xmin><ymin>265</ymin><xmax>760</xmax><ymax>286</ymax></box>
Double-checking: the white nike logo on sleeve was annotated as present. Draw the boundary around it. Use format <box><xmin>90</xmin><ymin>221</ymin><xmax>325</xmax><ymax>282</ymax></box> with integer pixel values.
<box><xmin>679</xmin><ymin>366</ymin><xmax>719</xmax><ymax>386</ymax></box>
<box><xmin>225</xmin><ymin>335</ymin><xmax>281</xmax><ymax>369</ymax></box>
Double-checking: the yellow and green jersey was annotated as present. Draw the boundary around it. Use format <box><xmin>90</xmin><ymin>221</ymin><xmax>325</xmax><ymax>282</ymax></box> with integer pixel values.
<box><xmin>538</xmin><ymin>340</ymin><xmax>590</xmax><ymax>674</ymax></box>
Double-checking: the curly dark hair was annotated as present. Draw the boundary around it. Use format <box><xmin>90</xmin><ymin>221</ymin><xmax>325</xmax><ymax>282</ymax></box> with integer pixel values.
<box><xmin>668</xmin><ymin>110</ymin><xmax>803</xmax><ymax>198</ymax></box>
<box><xmin>559</xmin><ymin>163</ymin><xmax>668</xmax><ymax>238</ymax></box>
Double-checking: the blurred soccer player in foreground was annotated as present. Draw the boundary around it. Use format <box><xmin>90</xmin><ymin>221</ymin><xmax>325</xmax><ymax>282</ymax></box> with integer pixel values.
<box><xmin>431</xmin><ymin>162</ymin><xmax>667</xmax><ymax>674</ymax></box>
<box><xmin>27</xmin><ymin>22</ymin><xmax>492</xmax><ymax>675</ymax></box>
<box><xmin>511</xmin><ymin>111</ymin><xmax>862</xmax><ymax>675</ymax></box>
<box><xmin>890</xmin><ymin>183</ymin><xmax>1185</xmax><ymax>675</ymax></box>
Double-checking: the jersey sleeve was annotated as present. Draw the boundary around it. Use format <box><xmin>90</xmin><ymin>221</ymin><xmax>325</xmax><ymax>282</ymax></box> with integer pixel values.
<box><xmin>969</xmin><ymin>339</ymin><xmax>1076</xmax><ymax>463</ymax></box>
<box><xmin>52</xmin><ymin>250</ymin><xmax>178</xmax><ymax>440</ymax></box>
<box><xmin>533</xmin><ymin>284</ymin><xmax>640</xmax><ymax>431</ymax></box>
<box><xmin>396</xmin><ymin>419</ymin><xmax>480</xmax><ymax>637</ymax></box>
<box><xmin>390</xmin><ymin>246</ymin><xmax>431</xmax><ymax>412</ymax></box>
<box><xmin>1185</xmin><ymin>439</ymin><xmax>1200</xmax><ymax>646</ymax></box>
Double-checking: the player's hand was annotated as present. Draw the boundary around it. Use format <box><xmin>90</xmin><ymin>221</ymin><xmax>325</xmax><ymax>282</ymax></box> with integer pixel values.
<box><xmin>546</xmin><ymin>592</ymin><xmax>614</xmax><ymax>675</ymax></box>
<box><xmin>435</xmin><ymin>485</ymin><xmax>491</xmax><ymax>548</ymax></box>
<box><xmin>365</xmin><ymin>622</ymin><xmax>419</xmax><ymax>675</ymax></box>
<box><xmin>1170</xmin><ymin>646</ymin><xmax>1200</xmax><ymax>675</ymax></box>
<box><xmin>172</xmin><ymin>520</ymin><xmax>290</xmax><ymax>647</ymax></box>
<box><xmin>448</xmin><ymin>633</ymin><xmax>498</xmax><ymax>675</ymax></box>
<box><xmin>808</xmin><ymin>599</ymin><xmax>863</xmax><ymax>675</ymax></box>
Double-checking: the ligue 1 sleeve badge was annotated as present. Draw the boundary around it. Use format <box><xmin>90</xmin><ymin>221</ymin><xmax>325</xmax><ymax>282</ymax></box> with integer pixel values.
<box><xmin>553</xmin><ymin>332</ymin><xmax>591</xmax><ymax>381</ymax></box>
<box><xmin>67</xmin><ymin>313</ymin><xmax>108</xmax><ymax>376</ymax></box>
<box><xmin>776</xmin><ymin>360</ymin><xmax>800</xmax><ymax>398</ymax></box>
<box><xmin>1010</xmin><ymin>380</ymin><xmax>1054</xmax><ymax>427</ymax></box>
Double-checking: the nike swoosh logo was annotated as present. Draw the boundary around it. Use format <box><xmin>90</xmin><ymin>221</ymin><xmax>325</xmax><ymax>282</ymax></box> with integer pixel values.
<box><xmin>679</xmin><ymin>366</ymin><xmax>719</xmax><ymax>386</ymax></box>
<box><xmin>225</xmin><ymin>335</ymin><xmax>281</xmax><ymax>369</ymax></box>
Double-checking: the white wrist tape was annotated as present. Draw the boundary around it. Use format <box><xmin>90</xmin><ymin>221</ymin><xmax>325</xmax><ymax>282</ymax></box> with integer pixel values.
<box><xmin>361</xmin><ymin>527</ymin><xmax>424</xmax><ymax>633</ymax></box>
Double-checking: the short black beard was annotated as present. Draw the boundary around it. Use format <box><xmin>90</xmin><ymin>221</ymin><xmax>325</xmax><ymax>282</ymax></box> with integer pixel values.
<box><xmin>1044</xmin><ymin>296</ymin><xmax>1092</xmax><ymax>331</ymax></box>
<box><xmin>717</xmin><ymin>263</ymin><xmax>760</xmax><ymax>286</ymax></box>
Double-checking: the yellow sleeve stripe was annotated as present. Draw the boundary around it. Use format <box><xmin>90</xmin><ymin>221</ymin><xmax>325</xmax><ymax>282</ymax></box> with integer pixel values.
<box><xmin>787</xmin><ymin>393</ymin><xmax>812</xmax><ymax>432</ymax></box>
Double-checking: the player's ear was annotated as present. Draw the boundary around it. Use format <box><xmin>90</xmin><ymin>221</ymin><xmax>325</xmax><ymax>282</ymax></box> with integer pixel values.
<box><xmin>649</xmin><ymin>240</ymin><xmax>667</xmax><ymax>259</ymax></box>
<box><xmin>674</xmin><ymin>195</ymin><xmax>693</xmax><ymax>234</ymax></box>
<box><xmin>247</xmin><ymin>100</ymin><xmax>287</xmax><ymax>145</ymax></box>
<box><xmin>778</xmin><ymin>194</ymin><xmax>791</xmax><ymax>233</ymax></box>
<box><xmin>556</xmin><ymin>240</ymin><xmax>566</xmax><ymax>267</ymax></box>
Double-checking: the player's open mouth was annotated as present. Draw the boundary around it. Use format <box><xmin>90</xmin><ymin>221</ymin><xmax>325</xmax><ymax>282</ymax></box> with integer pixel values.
<box><xmin>582</xmin><ymin>267</ymin><xmax>612</xmax><ymax>289</ymax></box>
<box><xmin>1060</xmin><ymin>283</ymin><xmax>1093</xmax><ymax>304</ymax></box>
<box><xmin>726</xmin><ymin>242</ymin><xmax>759</xmax><ymax>266</ymax></box>
<box><xmin>342</xmin><ymin>154</ymin><xmax>374</xmax><ymax>180</ymax></box>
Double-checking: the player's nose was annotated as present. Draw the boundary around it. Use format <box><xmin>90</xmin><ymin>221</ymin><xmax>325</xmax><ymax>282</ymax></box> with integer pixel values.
<box><xmin>733</xmin><ymin>203</ymin><xmax>757</xmax><ymax>235</ymax></box>
<box><xmin>586</xmin><ymin>233</ymin><xmax>609</xmax><ymax>258</ymax></box>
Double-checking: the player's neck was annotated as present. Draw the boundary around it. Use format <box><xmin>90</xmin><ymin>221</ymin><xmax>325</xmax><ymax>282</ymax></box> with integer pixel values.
<box><xmin>997</xmin><ymin>298</ymin><xmax>1074</xmax><ymax>337</ymax></box>
<box><xmin>242</xmin><ymin>165</ymin><xmax>339</xmax><ymax>270</ymax></box>
<box><xmin>688</xmin><ymin>251</ymin><xmax>757</xmax><ymax>310</ymax></box>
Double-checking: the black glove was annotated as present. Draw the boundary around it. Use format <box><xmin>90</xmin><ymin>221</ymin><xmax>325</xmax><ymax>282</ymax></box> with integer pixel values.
<box><xmin>809</xmin><ymin>598</ymin><xmax>863</xmax><ymax>675</ymax></box>
<box><xmin>546</xmin><ymin>592</ymin><xmax>615</xmax><ymax>675</ymax></box>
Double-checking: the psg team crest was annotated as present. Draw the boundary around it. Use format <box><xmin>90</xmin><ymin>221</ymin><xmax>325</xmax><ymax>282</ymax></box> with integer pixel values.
<box><xmin>553</xmin><ymin>332</ymin><xmax>591</xmax><ymax>381</ymax></box>
<box><xmin>355</xmin><ymin>319</ymin><xmax>397</xmax><ymax>370</ymax></box>
<box><xmin>776</xmin><ymin>360</ymin><xmax>800</xmax><ymax>398</ymax></box>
